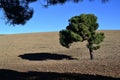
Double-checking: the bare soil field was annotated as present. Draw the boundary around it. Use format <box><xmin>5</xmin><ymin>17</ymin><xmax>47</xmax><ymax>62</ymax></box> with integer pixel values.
<box><xmin>0</xmin><ymin>30</ymin><xmax>120</xmax><ymax>80</ymax></box>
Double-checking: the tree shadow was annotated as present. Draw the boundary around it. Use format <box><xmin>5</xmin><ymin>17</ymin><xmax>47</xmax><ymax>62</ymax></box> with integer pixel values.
<box><xmin>0</xmin><ymin>69</ymin><xmax>119</xmax><ymax>80</ymax></box>
<box><xmin>19</xmin><ymin>52</ymin><xmax>77</xmax><ymax>61</ymax></box>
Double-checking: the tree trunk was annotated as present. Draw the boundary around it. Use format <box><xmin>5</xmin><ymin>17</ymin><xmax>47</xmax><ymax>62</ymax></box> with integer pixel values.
<box><xmin>88</xmin><ymin>40</ymin><xmax>94</xmax><ymax>60</ymax></box>
<box><xmin>89</xmin><ymin>48</ymin><xmax>94</xmax><ymax>60</ymax></box>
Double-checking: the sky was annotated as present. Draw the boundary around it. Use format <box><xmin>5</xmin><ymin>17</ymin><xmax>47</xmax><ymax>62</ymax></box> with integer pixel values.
<box><xmin>0</xmin><ymin>0</ymin><xmax>120</xmax><ymax>34</ymax></box>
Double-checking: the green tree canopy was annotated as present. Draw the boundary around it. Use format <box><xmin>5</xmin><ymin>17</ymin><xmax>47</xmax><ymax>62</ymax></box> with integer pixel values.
<box><xmin>0</xmin><ymin>0</ymin><xmax>108</xmax><ymax>25</ymax></box>
<box><xmin>59</xmin><ymin>14</ymin><xmax>105</xmax><ymax>60</ymax></box>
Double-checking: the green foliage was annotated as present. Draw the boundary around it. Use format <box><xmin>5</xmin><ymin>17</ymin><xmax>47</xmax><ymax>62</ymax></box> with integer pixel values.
<box><xmin>59</xmin><ymin>29</ymin><xmax>83</xmax><ymax>48</ymax></box>
<box><xmin>59</xmin><ymin>14</ymin><xmax>105</xmax><ymax>59</ymax></box>
<box><xmin>92</xmin><ymin>32</ymin><xmax>105</xmax><ymax>44</ymax></box>
<box><xmin>43</xmin><ymin>0</ymin><xmax>109</xmax><ymax>6</ymax></box>
<box><xmin>0</xmin><ymin>0</ymin><xmax>109</xmax><ymax>25</ymax></box>
<box><xmin>0</xmin><ymin>0</ymin><xmax>34</xmax><ymax>25</ymax></box>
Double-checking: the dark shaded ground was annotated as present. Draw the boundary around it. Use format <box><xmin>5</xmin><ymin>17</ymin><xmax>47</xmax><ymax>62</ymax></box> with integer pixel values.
<box><xmin>0</xmin><ymin>69</ymin><xmax>119</xmax><ymax>80</ymax></box>
<box><xmin>19</xmin><ymin>52</ymin><xmax>77</xmax><ymax>61</ymax></box>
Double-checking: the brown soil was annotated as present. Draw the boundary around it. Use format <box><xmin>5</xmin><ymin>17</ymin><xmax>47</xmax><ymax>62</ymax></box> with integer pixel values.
<box><xmin>0</xmin><ymin>30</ymin><xmax>120</xmax><ymax>79</ymax></box>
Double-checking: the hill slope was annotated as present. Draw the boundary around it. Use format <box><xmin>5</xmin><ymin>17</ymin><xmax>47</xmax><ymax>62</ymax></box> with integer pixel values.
<box><xmin>0</xmin><ymin>30</ymin><xmax>120</xmax><ymax>79</ymax></box>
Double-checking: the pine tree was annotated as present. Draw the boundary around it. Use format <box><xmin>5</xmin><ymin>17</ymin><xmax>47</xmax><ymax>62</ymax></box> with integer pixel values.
<box><xmin>0</xmin><ymin>0</ymin><xmax>108</xmax><ymax>25</ymax></box>
<box><xmin>59</xmin><ymin>14</ymin><xmax>105</xmax><ymax>60</ymax></box>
